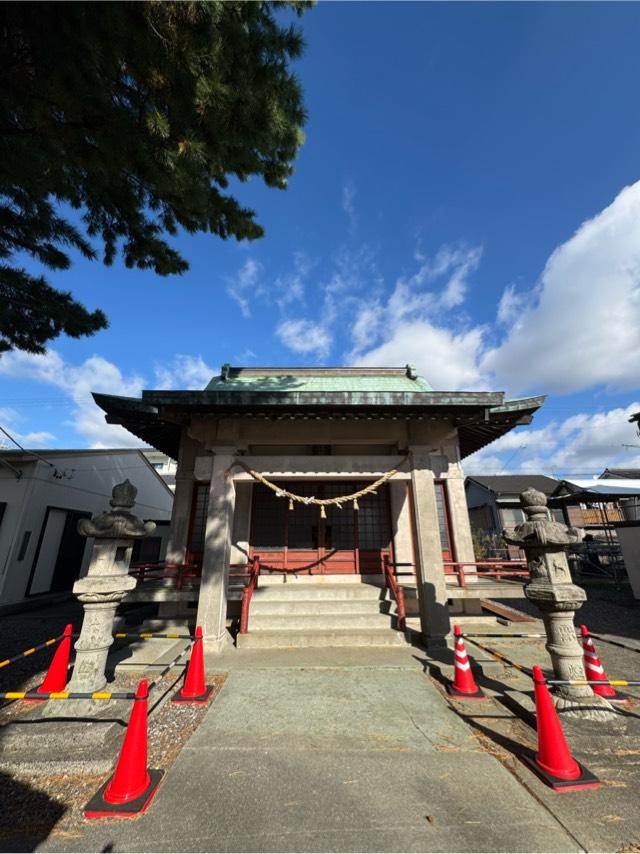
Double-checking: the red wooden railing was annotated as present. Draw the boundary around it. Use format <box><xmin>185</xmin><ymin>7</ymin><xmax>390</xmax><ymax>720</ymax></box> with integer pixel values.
<box><xmin>128</xmin><ymin>561</ymin><xmax>201</xmax><ymax>590</ymax></box>
<box><xmin>239</xmin><ymin>555</ymin><xmax>261</xmax><ymax>634</ymax></box>
<box><xmin>443</xmin><ymin>560</ymin><xmax>528</xmax><ymax>588</ymax></box>
<box><xmin>382</xmin><ymin>555</ymin><xmax>407</xmax><ymax>631</ymax></box>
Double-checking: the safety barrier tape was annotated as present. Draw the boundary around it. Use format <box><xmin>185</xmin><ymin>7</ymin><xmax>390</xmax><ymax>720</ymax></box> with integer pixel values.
<box><xmin>0</xmin><ymin>634</ymin><xmax>63</xmax><ymax>669</ymax></box>
<box><xmin>0</xmin><ymin>690</ymin><xmax>136</xmax><ymax>701</ymax></box>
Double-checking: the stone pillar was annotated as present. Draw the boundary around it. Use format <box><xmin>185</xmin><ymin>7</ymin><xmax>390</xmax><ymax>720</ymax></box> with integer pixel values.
<box><xmin>505</xmin><ymin>488</ymin><xmax>616</xmax><ymax>721</ymax></box>
<box><xmin>445</xmin><ymin>464</ymin><xmax>485</xmax><ymax>614</ymax></box>
<box><xmin>166</xmin><ymin>432</ymin><xmax>198</xmax><ymax>564</ymax></box>
<box><xmin>409</xmin><ymin>447</ymin><xmax>450</xmax><ymax>648</ymax></box>
<box><xmin>444</xmin><ymin>466</ymin><xmax>476</xmax><ymax>566</ymax></box>
<box><xmin>230</xmin><ymin>482</ymin><xmax>253</xmax><ymax>565</ymax></box>
<box><xmin>68</xmin><ymin>480</ymin><xmax>156</xmax><ymax>694</ymax></box>
<box><xmin>389</xmin><ymin>481</ymin><xmax>414</xmax><ymax>576</ymax></box>
<box><xmin>196</xmin><ymin>448</ymin><xmax>237</xmax><ymax>652</ymax></box>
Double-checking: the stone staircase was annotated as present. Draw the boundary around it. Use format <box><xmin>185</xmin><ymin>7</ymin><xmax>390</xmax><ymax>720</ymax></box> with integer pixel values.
<box><xmin>234</xmin><ymin>575</ymin><xmax>407</xmax><ymax>649</ymax></box>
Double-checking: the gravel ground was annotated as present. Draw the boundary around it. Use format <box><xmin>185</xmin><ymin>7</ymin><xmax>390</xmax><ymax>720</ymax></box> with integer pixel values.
<box><xmin>0</xmin><ymin>668</ymin><xmax>227</xmax><ymax>851</ymax></box>
<box><xmin>0</xmin><ymin>600</ymin><xmax>226</xmax><ymax>851</ymax></box>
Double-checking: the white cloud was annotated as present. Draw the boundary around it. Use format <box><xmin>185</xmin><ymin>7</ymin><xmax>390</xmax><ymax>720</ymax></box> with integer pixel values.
<box><xmin>354</xmin><ymin>321</ymin><xmax>487</xmax><ymax>390</ymax></box>
<box><xmin>496</xmin><ymin>284</ymin><xmax>528</xmax><ymax>327</ymax></box>
<box><xmin>464</xmin><ymin>403</ymin><xmax>640</xmax><ymax>476</ymax></box>
<box><xmin>154</xmin><ymin>355</ymin><xmax>215</xmax><ymax>390</ymax></box>
<box><xmin>226</xmin><ymin>258</ymin><xmax>263</xmax><ymax>318</ymax></box>
<box><xmin>273</xmin><ymin>252</ymin><xmax>312</xmax><ymax>310</ymax></box>
<box><xmin>349</xmin><ymin>180</ymin><xmax>640</xmax><ymax>402</ymax></box>
<box><xmin>0</xmin><ymin>407</ymin><xmax>55</xmax><ymax>448</ymax></box>
<box><xmin>276</xmin><ymin>319</ymin><xmax>333</xmax><ymax>359</ymax></box>
<box><xmin>348</xmin><ymin>244</ymin><xmax>484</xmax><ymax>387</ymax></box>
<box><xmin>0</xmin><ymin>349</ymin><xmax>145</xmax><ymax>448</ymax></box>
<box><xmin>482</xmin><ymin>181</ymin><xmax>640</xmax><ymax>395</ymax></box>
<box><xmin>274</xmin><ymin>244</ymin><xmax>381</xmax><ymax>361</ymax></box>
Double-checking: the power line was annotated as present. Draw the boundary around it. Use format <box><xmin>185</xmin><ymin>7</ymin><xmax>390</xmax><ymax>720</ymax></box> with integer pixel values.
<box><xmin>0</xmin><ymin>424</ymin><xmax>55</xmax><ymax>469</ymax></box>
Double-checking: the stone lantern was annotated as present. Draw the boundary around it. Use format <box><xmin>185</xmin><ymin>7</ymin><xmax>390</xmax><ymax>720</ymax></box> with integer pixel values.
<box><xmin>67</xmin><ymin>479</ymin><xmax>155</xmax><ymax>695</ymax></box>
<box><xmin>504</xmin><ymin>487</ymin><xmax>616</xmax><ymax>721</ymax></box>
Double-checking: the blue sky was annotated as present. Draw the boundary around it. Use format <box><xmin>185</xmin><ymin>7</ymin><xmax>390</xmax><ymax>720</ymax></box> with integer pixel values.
<box><xmin>2</xmin><ymin>1</ymin><xmax>640</xmax><ymax>476</ymax></box>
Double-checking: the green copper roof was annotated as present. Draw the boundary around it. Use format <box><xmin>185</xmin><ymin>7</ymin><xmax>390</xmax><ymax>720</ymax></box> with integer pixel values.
<box><xmin>204</xmin><ymin>365</ymin><xmax>433</xmax><ymax>393</ymax></box>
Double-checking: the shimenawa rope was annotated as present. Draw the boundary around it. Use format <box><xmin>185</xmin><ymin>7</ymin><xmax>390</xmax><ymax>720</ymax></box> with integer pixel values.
<box><xmin>226</xmin><ymin>457</ymin><xmax>408</xmax><ymax>516</ymax></box>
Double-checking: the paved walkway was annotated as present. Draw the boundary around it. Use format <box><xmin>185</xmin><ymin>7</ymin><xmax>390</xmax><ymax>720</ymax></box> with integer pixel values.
<box><xmin>41</xmin><ymin>650</ymin><xmax>579</xmax><ymax>853</ymax></box>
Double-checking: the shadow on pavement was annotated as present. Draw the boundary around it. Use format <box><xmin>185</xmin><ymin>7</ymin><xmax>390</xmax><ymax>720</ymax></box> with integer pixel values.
<box><xmin>0</xmin><ymin>771</ymin><xmax>66</xmax><ymax>853</ymax></box>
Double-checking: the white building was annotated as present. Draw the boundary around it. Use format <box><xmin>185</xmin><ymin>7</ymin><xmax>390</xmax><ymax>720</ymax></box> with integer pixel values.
<box><xmin>0</xmin><ymin>448</ymin><xmax>174</xmax><ymax>609</ymax></box>
<box><xmin>141</xmin><ymin>448</ymin><xmax>177</xmax><ymax>491</ymax></box>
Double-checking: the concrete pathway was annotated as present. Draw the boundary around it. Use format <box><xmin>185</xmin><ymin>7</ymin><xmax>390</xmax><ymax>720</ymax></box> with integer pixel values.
<box><xmin>40</xmin><ymin>652</ymin><xmax>580</xmax><ymax>853</ymax></box>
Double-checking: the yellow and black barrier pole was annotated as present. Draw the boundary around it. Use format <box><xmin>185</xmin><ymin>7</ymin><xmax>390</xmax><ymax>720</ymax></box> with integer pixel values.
<box><xmin>463</xmin><ymin>635</ymin><xmax>533</xmax><ymax>676</ymax></box>
<box><xmin>146</xmin><ymin>640</ymin><xmax>194</xmax><ymax>696</ymax></box>
<box><xmin>546</xmin><ymin>679</ymin><xmax>640</xmax><ymax>687</ymax></box>
<box><xmin>0</xmin><ymin>689</ymin><xmax>136</xmax><ymax>701</ymax></box>
<box><xmin>0</xmin><ymin>633</ymin><xmax>64</xmax><ymax>669</ymax></box>
<box><xmin>111</xmin><ymin>632</ymin><xmax>196</xmax><ymax>640</ymax></box>
<box><xmin>462</xmin><ymin>633</ymin><xmax>547</xmax><ymax>640</ymax></box>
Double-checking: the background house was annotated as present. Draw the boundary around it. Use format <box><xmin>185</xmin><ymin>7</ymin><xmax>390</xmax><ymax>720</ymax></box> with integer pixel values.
<box><xmin>141</xmin><ymin>448</ymin><xmax>177</xmax><ymax>492</ymax></box>
<box><xmin>465</xmin><ymin>474</ymin><xmax>570</xmax><ymax>548</ymax></box>
<box><xmin>0</xmin><ymin>448</ymin><xmax>173</xmax><ymax>610</ymax></box>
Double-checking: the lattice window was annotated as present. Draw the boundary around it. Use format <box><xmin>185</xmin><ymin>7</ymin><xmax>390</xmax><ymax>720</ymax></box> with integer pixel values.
<box><xmin>434</xmin><ymin>482</ymin><xmax>451</xmax><ymax>554</ymax></box>
<box><xmin>251</xmin><ymin>484</ymin><xmax>286</xmax><ymax>549</ymax></box>
<box><xmin>324</xmin><ymin>482</ymin><xmax>356</xmax><ymax>550</ymax></box>
<box><xmin>188</xmin><ymin>483</ymin><xmax>210</xmax><ymax>555</ymax></box>
<box><xmin>358</xmin><ymin>488</ymin><xmax>391</xmax><ymax>550</ymax></box>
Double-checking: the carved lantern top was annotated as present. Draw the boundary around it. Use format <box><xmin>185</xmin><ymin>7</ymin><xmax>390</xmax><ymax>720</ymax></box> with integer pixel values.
<box><xmin>503</xmin><ymin>487</ymin><xmax>583</xmax><ymax>547</ymax></box>
<box><xmin>110</xmin><ymin>479</ymin><xmax>137</xmax><ymax>510</ymax></box>
<box><xmin>77</xmin><ymin>479</ymin><xmax>156</xmax><ymax>539</ymax></box>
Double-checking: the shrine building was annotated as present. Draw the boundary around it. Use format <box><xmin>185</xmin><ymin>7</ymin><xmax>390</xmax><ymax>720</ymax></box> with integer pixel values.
<box><xmin>94</xmin><ymin>365</ymin><xmax>544</xmax><ymax>651</ymax></box>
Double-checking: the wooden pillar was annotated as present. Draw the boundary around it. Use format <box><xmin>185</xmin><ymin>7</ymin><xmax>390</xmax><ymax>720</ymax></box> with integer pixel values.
<box><xmin>196</xmin><ymin>448</ymin><xmax>236</xmax><ymax>652</ymax></box>
<box><xmin>409</xmin><ymin>446</ymin><xmax>450</xmax><ymax>648</ymax></box>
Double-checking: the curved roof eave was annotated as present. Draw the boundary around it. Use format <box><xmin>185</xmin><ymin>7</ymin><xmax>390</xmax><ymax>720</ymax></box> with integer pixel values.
<box><xmin>92</xmin><ymin>392</ymin><xmax>545</xmax><ymax>461</ymax></box>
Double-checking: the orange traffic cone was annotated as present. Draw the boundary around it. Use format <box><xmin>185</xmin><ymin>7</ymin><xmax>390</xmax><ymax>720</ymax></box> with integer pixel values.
<box><xmin>27</xmin><ymin>624</ymin><xmax>73</xmax><ymax>701</ymax></box>
<box><xmin>521</xmin><ymin>666</ymin><xmax>600</xmax><ymax>791</ymax></box>
<box><xmin>172</xmin><ymin>626</ymin><xmax>213</xmax><ymax>704</ymax></box>
<box><xmin>581</xmin><ymin>625</ymin><xmax>627</xmax><ymax>703</ymax></box>
<box><xmin>446</xmin><ymin>625</ymin><xmax>485</xmax><ymax>699</ymax></box>
<box><xmin>84</xmin><ymin>679</ymin><xmax>164</xmax><ymax>818</ymax></box>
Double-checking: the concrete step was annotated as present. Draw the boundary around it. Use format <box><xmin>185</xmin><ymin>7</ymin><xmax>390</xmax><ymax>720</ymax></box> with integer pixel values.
<box><xmin>237</xmin><ymin>628</ymin><xmax>406</xmax><ymax>649</ymax></box>
<box><xmin>250</xmin><ymin>598</ymin><xmax>393</xmax><ymax>616</ymax></box>
<box><xmin>248</xmin><ymin>573</ymin><xmax>386</xmax><ymax>586</ymax></box>
<box><xmin>248</xmin><ymin>612</ymin><xmax>393</xmax><ymax>630</ymax></box>
<box><xmin>234</xmin><ymin>584</ymin><xmax>388</xmax><ymax>602</ymax></box>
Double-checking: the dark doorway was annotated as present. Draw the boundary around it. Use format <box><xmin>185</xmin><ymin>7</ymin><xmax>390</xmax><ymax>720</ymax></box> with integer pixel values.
<box><xmin>50</xmin><ymin>510</ymin><xmax>91</xmax><ymax>592</ymax></box>
<box><xmin>249</xmin><ymin>481</ymin><xmax>393</xmax><ymax>574</ymax></box>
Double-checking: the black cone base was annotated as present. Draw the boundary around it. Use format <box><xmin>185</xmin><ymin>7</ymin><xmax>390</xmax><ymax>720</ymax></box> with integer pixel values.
<box><xmin>446</xmin><ymin>683</ymin><xmax>486</xmax><ymax>699</ymax></box>
<box><xmin>607</xmin><ymin>691</ymin><xmax>630</xmax><ymax>704</ymax></box>
<box><xmin>171</xmin><ymin>685</ymin><xmax>214</xmax><ymax>704</ymax></box>
<box><xmin>84</xmin><ymin>769</ymin><xmax>164</xmax><ymax>818</ymax></box>
<box><xmin>521</xmin><ymin>754</ymin><xmax>600</xmax><ymax>791</ymax></box>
